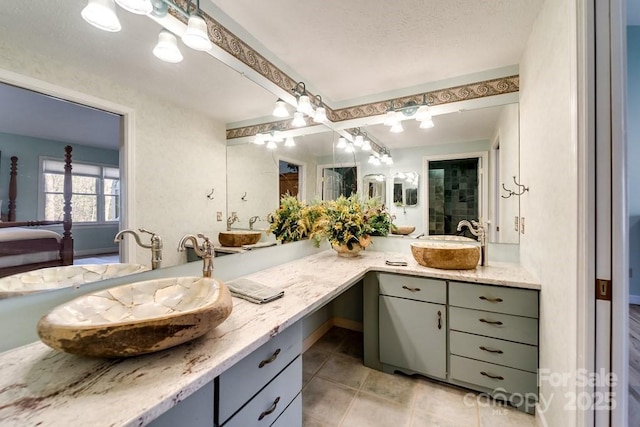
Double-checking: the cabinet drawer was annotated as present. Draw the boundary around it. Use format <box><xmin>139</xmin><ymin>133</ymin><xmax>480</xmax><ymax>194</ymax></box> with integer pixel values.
<box><xmin>450</xmin><ymin>355</ymin><xmax>537</xmax><ymax>398</ymax></box>
<box><xmin>449</xmin><ymin>281</ymin><xmax>538</xmax><ymax>318</ymax></box>
<box><xmin>450</xmin><ymin>331</ymin><xmax>538</xmax><ymax>373</ymax></box>
<box><xmin>378</xmin><ymin>273</ymin><xmax>446</xmax><ymax>304</ymax></box>
<box><xmin>223</xmin><ymin>356</ymin><xmax>302</xmax><ymax>427</ymax></box>
<box><xmin>449</xmin><ymin>307</ymin><xmax>538</xmax><ymax>345</ymax></box>
<box><xmin>270</xmin><ymin>393</ymin><xmax>301</xmax><ymax>427</ymax></box>
<box><xmin>219</xmin><ymin>322</ymin><xmax>301</xmax><ymax>423</ymax></box>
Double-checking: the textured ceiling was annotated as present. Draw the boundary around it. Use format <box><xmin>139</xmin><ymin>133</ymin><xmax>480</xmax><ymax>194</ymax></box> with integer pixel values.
<box><xmin>210</xmin><ymin>0</ymin><xmax>544</xmax><ymax>103</ymax></box>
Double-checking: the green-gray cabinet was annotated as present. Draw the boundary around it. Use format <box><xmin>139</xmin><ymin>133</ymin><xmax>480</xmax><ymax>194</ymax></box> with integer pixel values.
<box><xmin>378</xmin><ymin>272</ymin><xmax>448</xmax><ymax>378</ymax></box>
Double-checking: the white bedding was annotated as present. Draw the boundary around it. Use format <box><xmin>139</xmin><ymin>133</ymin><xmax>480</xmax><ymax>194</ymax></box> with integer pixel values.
<box><xmin>0</xmin><ymin>227</ymin><xmax>62</xmax><ymax>243</ymax></box>
<box><xmin>0</xmin><ymin>227</ymin><xmax>62</xmax><ymax>268</ymax></box>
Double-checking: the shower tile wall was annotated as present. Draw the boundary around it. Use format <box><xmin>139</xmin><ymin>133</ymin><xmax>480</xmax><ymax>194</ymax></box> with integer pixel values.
<box><xmin>428</xmin><ymin>169</ymin><xmax>445</xmax><ymax>234</ymax></box>
<box><xmin>429</xmin><ymin>159</ymin><xmax>479</xmax><ymax>235</ymax></box>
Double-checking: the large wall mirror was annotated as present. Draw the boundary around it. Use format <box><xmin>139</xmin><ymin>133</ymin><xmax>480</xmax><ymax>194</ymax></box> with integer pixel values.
<box><xmin>225</xmin><ymin>101</ymin><xmax>520</xmax><ymax>245</ymax></box>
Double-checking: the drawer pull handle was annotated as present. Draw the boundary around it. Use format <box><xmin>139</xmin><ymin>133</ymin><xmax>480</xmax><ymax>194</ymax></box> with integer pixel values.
<box><xmin>480</xmin><ymin>371</ymin><xmax>504</xmax><ymax>381</ymax></box>
<box><xmin>479</xmin><ymin>318</ymin><xmax>503</xmax><ymax>326</ymax></box>
<box><xmin>258</xmin><ymin>396</ymin><xmax>280</xmax><ymax>421</ymax></box>
<box><xmin>479</xmin><ymin>296</ymin><xmax>503</xmax><ymax>303</ymax></box>
<box><xmin>258</xmin><ymin>348</ymin><xmax>281</xmax><ymax>368</ymax></box>
<box><xmin>402</xmin><ymin>285</ymin><xmax>421</xmax><ymax>292</ymax></box>
<box><xmin>437</xmin><ymin>311</ymin><xmax>442</xmax><ymax>330</ymax></box>
<box><xmin>479</xmin><ymin>346</ymin><xmax>504</xmax><ymax>354</ymax></box>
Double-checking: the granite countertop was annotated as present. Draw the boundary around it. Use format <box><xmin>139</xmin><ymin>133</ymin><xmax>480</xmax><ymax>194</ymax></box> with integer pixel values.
<box><xmin>0</xmin><ymin>250</ymin><xmax>539</xmax><ymax>426</ymax></box>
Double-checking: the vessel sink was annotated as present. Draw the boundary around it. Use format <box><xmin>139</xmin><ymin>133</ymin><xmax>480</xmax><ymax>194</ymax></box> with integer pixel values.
<box><xmin>420</xmin><ymin>235</ymin><xmax>477</xmax><ymax>242</ymax></box>
<box><xmin>0</xmin><ymin>263</ymin><xmax>149</xmax><ymax>299</ymax></box>
<box><xmin>218</xmin><ymin>230</ymin><xmax>262</xmax><ymax>247</ymax></box>
<box><xmin>410</xmin><ymin>240</ymin><xmax>481</xmax><ymax>270</ymax></box>
<box><xmin>391</xmin><ymin>225</ymin><xmax>416</xmax><ymax>235</ymax></box>
<box><xmin>37</xmin><ymin>276</ymin><xmax>233</xmax><ymax>357</ymax></box>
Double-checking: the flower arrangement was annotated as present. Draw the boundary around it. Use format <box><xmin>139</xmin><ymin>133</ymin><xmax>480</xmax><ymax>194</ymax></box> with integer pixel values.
<box><xmin>268</xmin><ymin>194</ymin><xmax>393</xmax><ymax>256</ymax></box>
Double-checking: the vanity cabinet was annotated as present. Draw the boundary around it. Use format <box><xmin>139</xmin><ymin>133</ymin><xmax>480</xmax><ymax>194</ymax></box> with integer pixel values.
<box><xmin>148</xmin><ymin>381</ymin><xmax>214</xmax><ymax>427</ymax></box>
<box><xmin>448</xmin><ymin>281</ymin><xmax>539</xmax><ymax>413</ymax></box>
<box><xmin>378</xmin><ymin>273</ymin><xmax>447</xmax><ymax>379</ymax></box>
<box><xmin>217</xmin><ymin>321</ymin><xmax>302</xmax><ymax>426</ymax></box>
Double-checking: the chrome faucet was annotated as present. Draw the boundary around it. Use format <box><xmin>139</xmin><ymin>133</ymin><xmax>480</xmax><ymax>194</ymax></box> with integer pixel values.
<box><xmin>227</xmin><ymin>212</ymin><xmax>239</xmax><ymax>231</ymax></box>
<box><xmin>114</xmin><ymin>228</ymin><xmax>163</xmax><ymax>270</ymax></box>
<box><xmin>178</xmin><ymin>233</ymin><xmax>215</xmax><ymax>278</ymax></box>
<box><xmin>249</xmin><ymin>215</ymin><xmax>260</xmax><ymax>230</ymax></box>
<box><xmin>457</xmin><ymin>220</ymin><xmax>488</xmax><ymax>267</ymax></box>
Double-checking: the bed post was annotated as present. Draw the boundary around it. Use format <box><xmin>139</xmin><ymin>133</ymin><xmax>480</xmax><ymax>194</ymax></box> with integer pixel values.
<box><xmin>60</xmin><ymin>145</ymin><xmax>73</xmax><ymax>265</ymax></box>
<box><xmin>8</xmin><ymin>156</ymin><xmax>17</xmax><ymax>222</ymax></box>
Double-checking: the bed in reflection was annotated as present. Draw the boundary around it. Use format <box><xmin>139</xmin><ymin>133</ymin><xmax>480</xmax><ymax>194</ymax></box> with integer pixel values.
<box><xmin>0</xmin><ymin>146</ymin><xmax>73</xmax><ymax>278</ymax></box>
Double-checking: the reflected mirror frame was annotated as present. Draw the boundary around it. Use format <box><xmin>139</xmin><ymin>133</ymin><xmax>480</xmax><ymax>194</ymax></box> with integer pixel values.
<box><xmin>393</xmin><ymin>171</ymin><xmax>419</xmax><ymax>207</ymax></box>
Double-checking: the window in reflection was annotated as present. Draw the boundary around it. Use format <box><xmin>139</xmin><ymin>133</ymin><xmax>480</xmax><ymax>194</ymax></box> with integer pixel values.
<box><xmin>320</xmin><ymin>166</ymin><xmax>358</xmax><ymax>201</ymax></box>
<box><xmin>279</xmin><ymin>160</ymin><xmax>301</xmax><ymax>199</ymax></box>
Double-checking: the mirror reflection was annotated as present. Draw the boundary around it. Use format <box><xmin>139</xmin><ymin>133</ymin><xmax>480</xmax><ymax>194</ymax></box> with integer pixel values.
<box><xmin>363</xmin><ymin>174</ymin><xmax>387</xmax><ymax>206</ymax></box>
<box><xmin>392</xmin><ymin>172</ymin><xmax>419</xmax><ymax>207</ymax></box>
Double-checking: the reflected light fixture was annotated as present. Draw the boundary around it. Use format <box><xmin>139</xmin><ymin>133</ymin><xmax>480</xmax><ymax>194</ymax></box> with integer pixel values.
<box><xmin>292</xmin><ymin>112</ymin><xmax>306</xmax><ymax>127</ymax></box>
<box><xmin>272</xmin><ymin>99</ymin><xmax>289</xmax><ymax>118</ymax></box>
<box><xmin>336</xmin><ymin>137</ymin><xmax>347</xmax><ymax>149</ymax></box>
<box><xmin>285</xmin><ymin>137</ymin><xmax>296</xmax><ymax>147</ymax></box>
<box><xmin>419</xmin><ymin>118</ymin><xmax>435</xmax><ymax>129</ymax></box>
<box><xmin>313</xmin><ymin>95</ymin><xmax>327</xmax><ymax>123</ymax></box>
<box><xmin>266</xmin><ymin>140</ymin><xmax>277</xmax><ymax>150</ymax></box>
<box><xmin>362</xmin><ymin>139</ymin><xmax>372</xmax><ymax>151</ymax></box>
<box><xmin>354</xmin><ymin>135</ymin><xmax>364</xmax><ymax>147</ymax></box>
<box><xmin>390</xmin><ymin>121</ymin><xmax>404</xmax><ymax>133</ymax></box>
<box><xmin>253</xmin><ymin>133</ymin><xmax>266</xmax><ymax>145</ymax></box>
<box><xmin>182</xmin><ymin>9</ymin><xmax>213</xmax><ymax>51</ymax></box>
<box><xmin>81</xmin><ymin>0</ymin><xmax>122</xmax><ymax>32</ymax></box>
<box><xmin>345</xmin><ymin>143</ymin><xmax>355</xmax><ymax>153</ymax></box>
<box><xmin>153</xmin><ymin>30</ymin><xmax>183</xmax><ymax>63</ymax></box>
<box><xmin>115</xmin><ymin>0</ymin><xmax>152</xmax><ymax>14</ymax></box>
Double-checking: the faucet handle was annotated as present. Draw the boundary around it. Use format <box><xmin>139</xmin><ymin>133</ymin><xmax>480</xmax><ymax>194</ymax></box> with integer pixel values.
<box><xmin>139</xmin><ymin>228</ymin><xmax>155</xmax><ymax>236</ymax></box>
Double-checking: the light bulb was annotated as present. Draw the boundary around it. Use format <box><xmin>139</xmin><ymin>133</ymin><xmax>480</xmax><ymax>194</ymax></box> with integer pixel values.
<box><xmin>313</xmin><ymin>107</ymin><xmax>327</xmax><ymax>123</ymax></box>
<box><xmin>368</xmin><ymin>154</ymin><xmax>376</xmax><ymax>164</ymax></box>
<box><xmin>390</xmin><ymin>122</ymin><xmax>404</xmax><ymax>133</ymax></box>
<box><xmin>336</xmin><ymin>137</ymin><xmax>347</xmax><ymax>149</ymax></box>
<box><xmin>296</xmin><ymin>95</ymin><xmax>313</xmax><ymax>115</ymax></box>
<box><xmin>384</xmin><ymin>111</ymin><xmax>398</xmax><ymax>126</ymax></box>
<box><xmin>386</xmin><ymin>156</ymin><xmax>394</xmax><ymax>165</ymax></box>
<box><xmin>266</xmin><ymin>140</ymin><xmax>277</xmax><ymax>150</ymax></box>
<box><xmin>254</xmin><ymin>133</ymin><xmax>265</xmax><ymax>145</ymax></box>
<box><xmin>419</xmin><ymin>118</ymin><xmax>434</xmax><ymax>129</ymax></box>
<box><xmin>415</xmin><ymin>105</ymin><xmax>431</xmax><ymax>122</ymax></box>
<box><xmin>285</xmin><ymin>137</ymin><xmax>296</xmax><ymax>147</ymax></box>
<box><xmin>183</xmin><ymin>14</ymin><xmax>212</xmax><ymax>51</ymax></box>
<box><xmin>81</xmin><ymin>0</ymin><xmax>121</xmax><ymax>32</ymax></box>
<box><xmin>115</xmin><ymin>0</ymin><xmax>152</xmax><ymax>14</ymax></box>
<box><xmin>153</xmin><ymin>30</ymin><xmax>183</xmax><ymax>63</ymax></box>
<box><xmin>292</xmin><ymin>112</ymin><xmax>306</xmax><ymax>127</ymax></box>
<box><xmin>354</xmin><ymin>135</ymin><xmax>364</xmax><ymax>147</ymax></box>
<box><xmin>362</xmin><ymin>140</ymin><xmax>372</xmax><ymax>151</ymax></box>
<box><xmin>272</xmin><ymin>99</ymin><xmax>289</xmax><ymax>118</ymax></box>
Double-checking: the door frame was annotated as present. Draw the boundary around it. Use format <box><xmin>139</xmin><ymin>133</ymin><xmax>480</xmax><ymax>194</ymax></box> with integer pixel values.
<box><xmin>276</xmin><ymin>155</ymin><xmax>307</xmax><ymax>202</ymax></box>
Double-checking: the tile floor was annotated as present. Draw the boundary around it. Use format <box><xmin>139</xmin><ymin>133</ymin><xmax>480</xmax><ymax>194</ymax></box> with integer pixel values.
<box><xmin>302</xmin><ymin>327</ymin><xmax>536</xmax><ymax>427</ymax></box>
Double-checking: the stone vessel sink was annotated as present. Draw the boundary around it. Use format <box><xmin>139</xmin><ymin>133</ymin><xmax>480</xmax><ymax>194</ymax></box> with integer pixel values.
<box><xmin>391</xmin><ymin>225</ymin><xmax>416</xmax><ymax>235</ymax></box>
<box><xmin>410</xmin><ymin>240</ymin><xmax>481</xmax><ymax>270</ymax></box>
<box><xmin>218</xmin><ymin>230</ymin><xmax>262</xmax><ymax>247</ymax></box>
<box><xmin>37</xmin><ymin>276</ymin><xmax>233</xmax><ymax>357</ymax></box>
<box><xmin>0</xmin><ymin>263</ymin><xmax>149</xmax><ymax>299</ymax></box>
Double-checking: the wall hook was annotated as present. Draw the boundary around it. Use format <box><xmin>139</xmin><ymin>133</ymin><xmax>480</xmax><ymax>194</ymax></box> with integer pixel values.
<box><xmin>501</xmin><ymin>176</ymin><xmax>529</xmax><ymax>198</ymax></box>
<box><xmin>206</xmin><ymin>188</ymin><xmax>215</xmax><ymax>200</ymax></box>
<box><xmin>241</xmin><ymin>192</ymin><xmax>247</xmax><ymax>201</ymax></box>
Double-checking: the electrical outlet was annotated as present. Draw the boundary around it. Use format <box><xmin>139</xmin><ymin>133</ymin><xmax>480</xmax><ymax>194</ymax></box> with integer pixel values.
<box><xmin>514</xmin><ymin>216</ymin><xmax>519</xmax><ymax>232</ymax></box>
<box><xmin>232</xmin><ymin>211</ymin><xmax>237</xmax><ymax>217</ymax></box>
<box><xmin>520</xmin><ymin>217</ymin><xmax>525</xmax><ymax>234</ymax></box>
<box><xmin>216</xmin><ymin>212</ymin><xmax>222</xmax><ymax>221</ymax></box>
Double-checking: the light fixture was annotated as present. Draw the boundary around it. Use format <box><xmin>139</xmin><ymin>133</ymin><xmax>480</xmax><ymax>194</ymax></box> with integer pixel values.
<box><xmin>253</xmin><ymin>133</ymin><xmax>266</xmax><ymax>145</ymax></box>
<box><xmin>183</xmin><ymin>11</ymin><xmax>212</xmax><ymax>51</ymax></box>
<box><xmin>419</xmin><ymin>118</ymin><xmax>435</xmax><ymax>129</ymax></box>
<box><xmin>285</xmin><ymin>137</ymin><xmax>296</xmax><ymax>147</ymax></box>
<box><xmin>81</xmin><ymin>0</ymin><xmax>122</xmax><ymax>32</ymax></box>
<box><xmin>390</xmin><ymin>121</ymin><xmax>404</xmax><ymax>133</ymax></box>
<box><xmin>292</xmin><ymin>112</ymin><xmax>306</xmax><ymax>127</ymax></box>
<box><xmin>381</xmin><ymin>152</ymin><xmax>389</xmax><ymax>163</ymax></box>
<box><xmin>336</xmin><ymin>137</ymin><xmax>347</xmax><ymax>149</ymax></box>
<box><xmin>272</xmin><ymin>130</ymin><xmax>284</xmax><ymax>142</ymax></box>
<box><xmin>313</xmin><ymin>95</ymin><xmax>327</xmax><ymax>123</ymax></box>
<box><xmin>296</xmin><ymin>95</ymin><xmax>313</xmax><ymax>115</ymax></box>
<box><xmin>354</xmin><ymin>135</ymin><xmax>364</xmax><ymax>147</ymax></box>
<box><xmin>266</xmin><ymin>140</ymin><xmax>277</xmax><ymax>150</ymax></box>
<box><xmin>415</xmin><ymin>105</ymin><xmax>432</xmax><ymax>122</ymax></box>
<box><xmin>272</xmin><ymin>99</ymin><xmax>289</xmax><ymax>118</ymax></box>
<box><xmin>362</xmin><ymin>139</ymin><xmax>372</xmax><ymax>151</ymax></box>
<box><xmin>383</xmin><ymin>111</ymin><xmax>398</xmax><ymax>126</ymax></box>
<box><xmin>153</xmin><ymin>30</ymin><xmax>183</xmax><ymax>63</ymax></box>
<box><xmin>345</xmin><ymin>143</ymin><xmax>355</xmax><ymax>153</ymax></box>
<box><xmin>115</xmin><ymin>0</ymin><xmax>152</xmax><ymax>14</ymax></box>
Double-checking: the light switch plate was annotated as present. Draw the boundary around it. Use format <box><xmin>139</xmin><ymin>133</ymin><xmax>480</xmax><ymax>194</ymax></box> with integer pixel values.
<box><xmin>216</xmin><ymin>212</ymin><xmax>222</xmax><ymax>221</ymax></box>
<box><xmin>514</xmin><ymin>216</ymin><xmax>519</xmax><ymax>232</ymax></box>
<box><xmin>520</xmin><ymin>217</ymin><xmax>525</xmax><ymax>234</ymax></box>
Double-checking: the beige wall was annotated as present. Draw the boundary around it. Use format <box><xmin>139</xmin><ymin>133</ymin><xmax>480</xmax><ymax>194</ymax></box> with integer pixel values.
<box><xmin>0</xmin><ymin>40</ymin><xmax>228</xmax><ymax>267</ymax></box>
<box><xmin>519</xmin><ymin>0</ymin><xmax>579</xmax><ymax>425</ymax></box>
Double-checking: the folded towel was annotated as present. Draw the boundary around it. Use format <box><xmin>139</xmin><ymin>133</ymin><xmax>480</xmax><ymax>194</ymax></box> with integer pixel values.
<box><xmin>385</xmin><ymin>255</ymin><xmax>408</xmax><ymax>267</ymax></box>
<box><xmin>226</xmin><ymin>278</ymin><xmax>284</xmax><ymax>304</ymax></box>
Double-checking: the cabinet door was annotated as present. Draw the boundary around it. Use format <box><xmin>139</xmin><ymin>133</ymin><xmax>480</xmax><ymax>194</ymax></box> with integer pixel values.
<box><xmin>379</xmin><ymin>295</ymin><xmax>446</xmax><ymax>379</ymax></box>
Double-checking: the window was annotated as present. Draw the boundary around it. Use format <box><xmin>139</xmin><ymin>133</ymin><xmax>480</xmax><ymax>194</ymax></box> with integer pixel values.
<box><xmin>42</xmin><ymin>158</ymin><xmax>120</xmax><ymax>223</ymax></box>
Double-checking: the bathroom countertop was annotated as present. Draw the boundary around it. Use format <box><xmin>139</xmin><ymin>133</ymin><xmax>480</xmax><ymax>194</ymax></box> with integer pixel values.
<box><xmin>0</xmin><ymin>250</ymin><xmax>539</xmax><ymax>426</ymax></box>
